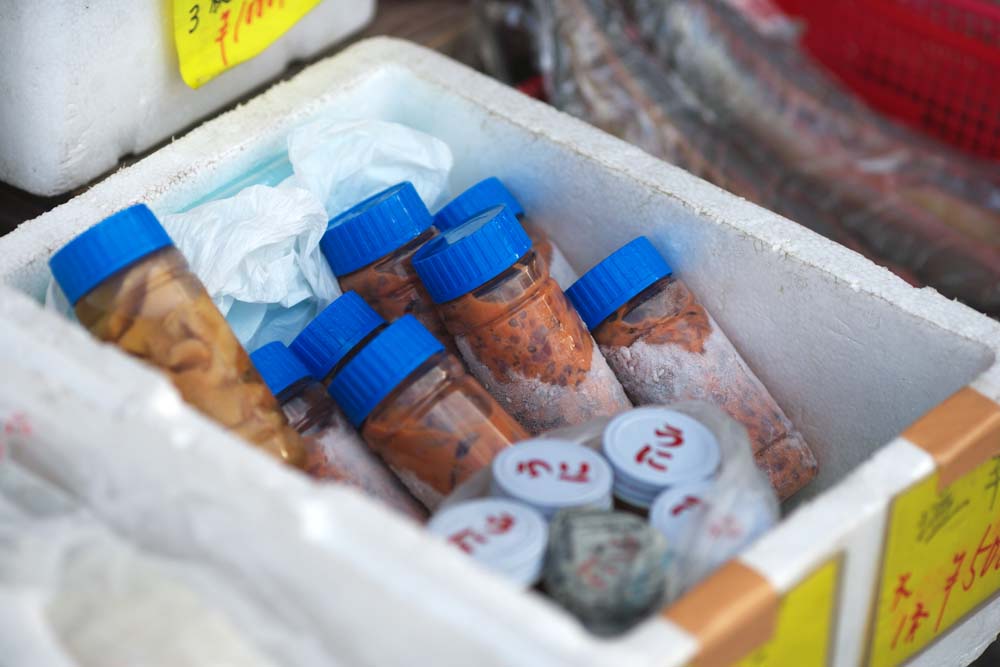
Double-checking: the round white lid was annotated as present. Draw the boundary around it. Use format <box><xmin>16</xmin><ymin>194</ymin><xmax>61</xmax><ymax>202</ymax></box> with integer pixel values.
<box><xmin>491</xmin><ymin>439</ymin><xmax>614</xmax><ymax>518</ymax></box>
<box><xmin>428</xmin><ymin>498</ymin><xmax>548</xmax><ymax>587</ymax></box>
<box><xmin>648</xmin><ymin>479</ymin><xmax>716</xmax><ymax>546</ymax></box>
<box><xmin>602</xmin><ymin>407</ymin><xmax>721</xmax><ymax>491</ymax></box>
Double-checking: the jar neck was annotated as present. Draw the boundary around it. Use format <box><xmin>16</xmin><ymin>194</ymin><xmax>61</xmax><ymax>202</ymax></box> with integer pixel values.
<box><xmin>73</xmin><ymin>246</ymin><xmax>194</xmax><ymax>327</ymax></box>
<box><xmin>344</xmin><ymin>228</ymin><xmax>437</xmax><ymax>280</ymax></box>
<box><xmin>364</xmin><ymin>351</ymin><xmax>459</xmax><ymax>428</ymax></box>
<box><xmin>438</xmin><ymin>251</ymin><xmax>544</xmax><ymax>334</ymax></box>
<box><xmin>279</xmin><ymin>379</ymin><xmax>340</xmax><ymax>434</ymax></box>
<box><xmin>592</xmin><ymin>275</ymin><xmax>680</xmax><ymax>346</ymax></box>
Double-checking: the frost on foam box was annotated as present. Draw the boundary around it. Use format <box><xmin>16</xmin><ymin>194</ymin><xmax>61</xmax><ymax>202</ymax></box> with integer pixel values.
<box><xmin>1</xmin><ymin>38</ymin><xmax>999</xmax><ymax>667</ymax></box>
<box><xmin>0</xmin><ymin>0</ymin><xmax>375</xmax><ymax>196</ymax></box>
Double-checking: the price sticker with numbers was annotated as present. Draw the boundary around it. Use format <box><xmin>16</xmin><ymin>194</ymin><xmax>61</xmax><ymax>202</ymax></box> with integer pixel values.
<box><xmin>866</xmin><ymin>387</ymin><xmax>1000</xmax><ymax>667</ymax></box>
<box><xmin>172</xmin><ymin>0</ymin><xmax>323</xmax><ymax>88</ymax></box>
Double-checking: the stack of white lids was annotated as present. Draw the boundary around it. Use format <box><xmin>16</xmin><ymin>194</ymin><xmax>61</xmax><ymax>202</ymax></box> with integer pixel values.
<box><xmin>491</xmin><ymin>439</ymin><xmax>614</xmax><ymax>519</ymax></box>
<box><xmin>428</xmin><ymin>498</ymin><xmax>548</xmax><ymax>587</ymax></box>
<box><xmin>601</xmin><ymin>407</ymin><xmax>721</xmax><ymax>509</ymax></box>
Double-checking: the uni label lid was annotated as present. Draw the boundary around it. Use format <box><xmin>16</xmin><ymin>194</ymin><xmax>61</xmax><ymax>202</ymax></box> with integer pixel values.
<box><xmin>491</xmin><ymin>439</ymin><xmax>613</xmax><ymax>518</ymax></box>
<box><xmin>648</xmin><ymin>479</ymin><xmax>715</xmax><ymax>546</ymax></box>
<box><xmin>602</xmin><ymin>407</ymin><xmax>721</xmax><ymax>489</ymax></box>
<box><xmin>428</xmin><ymin>498</ymin><xmax>548</xmax><ymax>587</ymax></box>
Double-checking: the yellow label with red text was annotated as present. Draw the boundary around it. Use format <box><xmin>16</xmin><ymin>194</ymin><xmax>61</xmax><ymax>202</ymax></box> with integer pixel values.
<box><xmin>733</xmin><ymin>558</ymin><xmax>840</xmax><ymax>667</ymax></box>
<box><xmin>868</xmin><ymin>457</ymin><xmax>1000</xmax><ymax>666</ymax></box>
<box><xmin>172</xmin><ymin>0</ymin><xmax>322</xmax><ymax>88</ymax></box>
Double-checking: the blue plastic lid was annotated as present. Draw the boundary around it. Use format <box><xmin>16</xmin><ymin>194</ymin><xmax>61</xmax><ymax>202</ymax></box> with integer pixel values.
<box><xmin>320</xmin><ymin>182</ymin><xmax>433</xmax><ymax>276</ymax></box>
<box><xmin>433</xmin><ymin>177</ymin><xmax>525</xmax><ymax>231</ymax></box>
<box><xmin>290</xmin><ymin>292</ymin><xmax>386</xmax><ymax>381</ymax></box>
<box><xmin>412</xmin><ymin>205</ymin><xmax>532</xmax><ymax>304</ymax></box>
<box><xmin>250</xmin><ymin>342</ymin><xmax>313</xmax><ymax>400</ymax></box>
<box><xmin>49</xmin><ymin>204</ymin><xmax>174</xmax><ymax>305</ymax></box>
<box><xmin>565</xmin><ymin>237</ymin><xmax>673</xmax><ymax>330</ymax></box>
<box><xmin>328</xmin><ymin>315</ymin><xmax>445</xmax><ymax>427</ymax></box>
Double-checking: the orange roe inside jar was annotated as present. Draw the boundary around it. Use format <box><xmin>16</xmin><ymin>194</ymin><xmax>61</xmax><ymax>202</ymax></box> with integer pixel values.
<box><xmin>50</xmin><ymin>205</ymin><xmax>307</xmax><ymax>469</ymax></box>
<box><xmin>329</xmin><ymin>315</ymin><xmax>526</xmax><ymax>510</ymax></box>
<box><xmin>319</xmin><ymin>182</ymin><xmax>458</xmax><ymax>356</ymax></box>
<box><xmin>438</xmin><ymin>251</ymin><xmax>597</xmax><ymax>388</ymax></box>
<box><xmin>413</xmin><ymin>205</ymin><xmax>631</xmax><ymax>434</ymax></box>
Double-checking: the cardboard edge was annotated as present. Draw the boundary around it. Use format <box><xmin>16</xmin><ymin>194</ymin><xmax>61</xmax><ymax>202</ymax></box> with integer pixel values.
<box><xmin>903</xmin><ymin>386</ymin><xmax>1000</xmax><ymax>489</ymax></box>
<box><xmin>663</xmin><ymin>560</ymin><xmax>779</xmax><ymax>667</ymax></box>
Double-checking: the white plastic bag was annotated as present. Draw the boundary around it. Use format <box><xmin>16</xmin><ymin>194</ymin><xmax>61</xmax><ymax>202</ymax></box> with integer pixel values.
<box><xmin>285</xmin><ymin>119</ymin><xmax>454</xmax><ymax>217</ymax></box>
<box><xmin>160</xmin><ymin>184</ymin><xmax>340</xmax><ymax>350</ymax></box>
<box><xmin>657</xmin><ymin>402</ymin><xmax>780</xmax><ymax>601</ymax></box>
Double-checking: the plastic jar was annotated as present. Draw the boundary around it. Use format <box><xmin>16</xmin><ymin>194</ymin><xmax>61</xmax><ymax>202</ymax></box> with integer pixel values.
<box><xmin>565</xmin><ymin>237</ymin><xmax>818</xmax><ymax>500</ymax></box>
<box><xmin>49</xmin><ymin>204</ymin><xmax>306</xmax><ymax>468</ymax></box>
<box><xmin>250</xmin><ymin>342</ymin><xmax>426</xmax><ymax>521</ymax></box>
<box><xmin>433</xmin><ymin>177</ymin><xmax>579</xmax><ymax>289</ymax></box>
<box><xmin>320</xmin><ymin>182</ymin><xmax>458</xmax><ymax>357</ymax></box>
<box><xmin>413</xmin><ymin>205</ymin><xmax>631</xmax><ymax>434</ymax></box>
<box><xmin>290</xmin><ymin>291</ymin><xmax>388</xmax><ymax>388</ymax></box>
<box><xmin>328</xmin><ymin>315</ymin><xmax>528</xmax><ymax>509</ymax></box>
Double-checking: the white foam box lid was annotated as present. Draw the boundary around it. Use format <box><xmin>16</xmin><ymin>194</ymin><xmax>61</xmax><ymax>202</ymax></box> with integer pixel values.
<box><xmin>1</xmin><ymin>38</ymin><xmax>999</xmax><ymax>667</ymax></box>
<box><xmin>0</xmin><ymin>0</ymin><xmax>375</xmax><ymax>196</ymax></box>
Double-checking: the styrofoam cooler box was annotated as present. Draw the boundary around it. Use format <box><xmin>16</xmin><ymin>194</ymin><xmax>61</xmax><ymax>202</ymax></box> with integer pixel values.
<box><xmin>1</xmin><ymin>38</ymin><xmax>999</xmax><ymax>667</ymax></box>
<box><xmin>0</xmin><ymin>0</ymin><xmax>375</xmax><ymax>196</ymax></box>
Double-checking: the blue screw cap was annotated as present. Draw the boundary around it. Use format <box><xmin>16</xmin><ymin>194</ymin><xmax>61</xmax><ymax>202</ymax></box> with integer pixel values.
<box><xmin>290</xmin><ymin>291</ymin><xmax>386</xmax><ymax>381</ymax></box>
<box><xmin>49</xmin><ymin>204</ymin><xmax>175</xmax><ymax>305</ymax></box>
<box><xmin>328</xmin><ymin>315</ymin><xmax>445</xmax><ymax>427</ymax></box>
<box><xmin>320</xmin><ymin>182</ymin><xmax>433</xmax><ymax>276</ymax></box>
<box><xmin>250</xmin><ymin>342</ymin><xmax>313</xmax><ymax>400</ymax></box>
<box><xmin>412</xmin><ymin>205</ymin><xmax>532</xmax><ymax>304</ymax></box>
<box><xmin>565</xmin><ymin>237</ymin><xmax>673</xmax><ymax>330</ymax></box>
<box><xmin>433</xmin><ymin>177</ymin><xmax>525</xmax><ymax>231</ymax></box>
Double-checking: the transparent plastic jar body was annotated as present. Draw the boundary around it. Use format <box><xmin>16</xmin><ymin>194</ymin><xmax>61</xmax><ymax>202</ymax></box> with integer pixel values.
<box><xmin>436</xmin><ymin>251</ymin><xmax>631</xmax><ymax>434</ymax></box>
<box><xmin>338</xmin><ymin>229</ymin><xmax>459</xmax><ymax>357</ymax></box>
<box><xmin>360</xmin><ymin>351</ymin><xmax>528</xmax><ymax>510</ymax></box>
<box><xmin>73</xmin><ymin>246</ymin><xmax>307</xmax><ymax>468</ymax></box>
<box><xmin>277</xmin><ymin>379</ymin><xmax>426</xmax><ymax>521</ymax></box>
<box><xmin>591</xmin><ymin>276</ymin><xmax>818</xmax><ymax>500</ymax></box>
<box><xmin>516</xmin><ymin>213</ymin><xmax>578</xmax><ymax>290</ymax></box>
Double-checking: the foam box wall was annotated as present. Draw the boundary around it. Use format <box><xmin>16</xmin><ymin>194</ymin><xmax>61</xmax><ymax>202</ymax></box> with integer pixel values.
<box><xmin>1</xmin><ymin>38</ymin><xmax>999</xmax><ymax>666</ymax></box>
<box><xmin>0</xmin><ymin>0</ymin><xmax>375</xmax><ymax>196</ymax></box>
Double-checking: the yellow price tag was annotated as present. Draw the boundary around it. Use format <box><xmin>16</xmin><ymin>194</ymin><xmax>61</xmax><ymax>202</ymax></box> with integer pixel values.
<box><xmin>867</xmin><ymin>457</ymin><xmax>1000</xmax><ymax>667</ymax></box>
<box><xmin>172</xmin><ymin>0</ymin><xmax>323</xmax><ymax>88</ymax></box>
<box><xmin>734</xmin><ymin>558</ymin><xmax>841</xmax><ymax>667</ymax></box>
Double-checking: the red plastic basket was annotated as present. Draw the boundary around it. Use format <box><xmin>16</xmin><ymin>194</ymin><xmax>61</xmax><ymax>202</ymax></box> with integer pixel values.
<box><xmin>774</xmin><ymin>0</ymin><xmax>1000</xmax><ymax>160</ymax></box>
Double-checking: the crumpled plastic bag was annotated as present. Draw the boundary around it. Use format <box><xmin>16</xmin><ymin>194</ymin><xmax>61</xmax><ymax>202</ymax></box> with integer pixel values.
<box><xmin>659</xmin><ymin>401</ymin><xmax>779</xmax><ymax>601</ymax></box>
<box><xmin>285</xmin><ymin>118</ymin><xmax>454</xmax><ymax>218</ymax></box>
<box><xmin>159</xmin><ymin>184</ymin><xmax>340</xmax><ymax>351</ymax></box>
